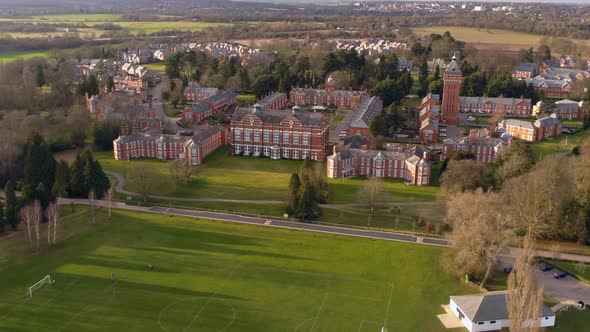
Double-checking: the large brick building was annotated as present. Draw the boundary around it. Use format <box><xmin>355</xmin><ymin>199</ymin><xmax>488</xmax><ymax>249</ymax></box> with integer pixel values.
<box><xmin>183</xmin><ymin>82</ymin><xmax>219</xmax><ymax>103</ymax></box>
<box><xmin>346</xmin><ymin>96</ymin><xmax>383</xmax><ymax>136</ymax></box>
<box><xmin>181</xmin><ymin>90</ymin><xmax>238</xmax><ymax>124</ymax></box>
<box><xmin>113</xmin><ymin>126</ymin><xmax>227</xmax><ymax>165</ymax></box>
<box><xmin>441</xmin><ymin>55</ymin><xmax>462</xmax><ymax>125</ymax></box>
<box><xmin>230</xmin><ymin>105</ymin><xmax>329</xmax><ymax>161</ymax></box>
<box><xmin>553</xmin><ymin>99</ymin><xmax>588</xmax><ymax>119</ymax></box>
<box><xmin>326</xmin><ymin>136</ymin><xmax>431</xmax><ymax>186</ymax></box>
<box><xmin>497</xmin><ymin>114</ymin><xmax>562</xmax><ymax>142</ymax></box>
<box><xmin>290</xmin><ymin>77</ymin><xmax>369</xmax><ymax>108</ymax></box>
<box><xmin>443</xmin><ymin>130</ymin><xmax>511</xmax><ymax>163</ymax></box>
<box><xmin>257</xmin><ymin>92</ymin><xmax>288</xmax><ymax>110</ymax></box>
<box><xmin>419</xmin><ymin>105</ymin><xmax>440</xmax><ymax>143</ymax></box>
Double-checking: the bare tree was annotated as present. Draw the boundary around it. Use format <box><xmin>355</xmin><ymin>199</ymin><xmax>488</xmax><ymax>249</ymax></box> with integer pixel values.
<box><xmin>32</xmin><ymin>200</ymin><xmax>41</xmax><ymax>250</ymax></box>
<box><xmin>46</xmin><ymin>202</ymin><xmax>58</xmax><ymax>245</ymax></box>
<box><xmin>168</xmin><ymin>158</ymin><xmax>183</xmax><ymax>184</ymax></box>
<box><xmin>440</xmin><ymin>159</ymin><xmax>494</xmax><ymax>195</ymax></box>
<box><xmin>508</xmin><ymin>234</ymin><xmax>544</xmax><ymax>332</ymax></box>
<box><xmin>129</xmin><ymin>165</ymin><xmax>159</xmax><ymax>201</ymax></box>
<box><xmin>21</xmin><ymin>204</ymin><xmax>34</xmax><ymax>247</ymax></box>
<box><xmin>359</xmin><ymin>177</ymin><xmax>389</xmax><ymax>213</ymax></box>
<box><xmin>106</xmin><ymin>185</ymin><xmax>113</xmax><ymax>218</ymax></box>
<box><xmin>445</xmin><ymin>189</ymin><xmax>514</xmax><ymax>288</ymax></box>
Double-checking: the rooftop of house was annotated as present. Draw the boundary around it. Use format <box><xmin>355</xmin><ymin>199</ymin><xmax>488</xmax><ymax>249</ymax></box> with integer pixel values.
<box><xmin>451</xmin><ymin>291</ymin><xmax>554</xmax><ymax>323</ymax></box>
<box><xmin>515</xmin><ymin>62</ymin><xmax>538</xmax><ymax>72</ymax></box>
<box><xmin>535</xmin><ymin>114</ymin><xmax>562</xmax><ymax>128</ymax></box>
<box><xmin>349</xmin><ymin>96</ymin><xmax>383</xmax><ymax>129</ymax></box>
<box><xmin>458</xmin><ymin>96</ymin><xmax>530</xmax><ymax>106</ymax></box>
<box><xmin>208</xmin><ymin>90</ymin><xmax>237</xmax><ymax>104</ymax></box>
<box><xmin>500</xmin><ymin>119</ymin><xmax>535</xmax><ymax>130</ymax></box>
<box><xmin>232</xmin><ymin>107</ymin><xmax>325</xmax><ymax>127</ymax></box>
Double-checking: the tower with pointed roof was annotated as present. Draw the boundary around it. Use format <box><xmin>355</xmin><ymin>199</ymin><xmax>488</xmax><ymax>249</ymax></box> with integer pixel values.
<box><xmin>442</xmin><ymin>53</ymin><xmax>463</xmax><ymax>125</ymax></box>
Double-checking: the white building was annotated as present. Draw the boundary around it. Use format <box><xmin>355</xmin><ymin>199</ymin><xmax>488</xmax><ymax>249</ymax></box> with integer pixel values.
<box><xmin>449</xmin><ymin>291</ymin><xmax>555</xmax><ymax>332</ymax></box>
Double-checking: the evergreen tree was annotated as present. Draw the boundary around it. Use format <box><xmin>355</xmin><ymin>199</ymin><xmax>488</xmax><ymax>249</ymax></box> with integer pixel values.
<box><xmin>107</xmin><ymin>76</ymin><xmax>115</xmax><ymax>93</ymax></box>
<box><xmin>238</xmin><ymin>67</ymin><xmax>250</xmax><ymax>92</ymax></box>
<box><xmin>433</xmin><ymin>65</ymin><xmax>440</xmax><ymax>81</ymax></box>
<box><xmin>52</xmin><ymin>160</ymin><xmax>71</xmax><ymax>197</ymax></box>
<box><xmin>296</xmin><ymin>175</ymin><xmax>320</xmax><ymax>221</ymax></box>
<box><xmin>24</xmin><ymin>132</ymin><xmax>56</xmax><ymax>207</ymax></box>
<box><xmin>89</xmin><ymin>160</ymin><xmax>110</xmax><ymax>198</ymax></box>
<box><xmin>0</xmin><ymin>201</ymin><xmax>4</xmax><ymax>235</ymax></box>
<box><xmin>287</xmin><ymin>173</ymin><xmax>301</xmax><ymax>214</ymax></box>
<box><xmin>69</xmin><ymin>153</ymin><xmax>86</xmax><ymax>197</ymax></box>
<box><xmin>418</xmin><ymin>60</ymin><xmax>429</xmax><ymax>97</ymax></box>
<box><xmin>4</xmin><ymin>181</ymin><xmax>18</xmax><ymax>230</ymax></box>
<box><xmin>35</xmin><ymin>64</ymin><xmax>45</xmax><ymax>87</ymax></box>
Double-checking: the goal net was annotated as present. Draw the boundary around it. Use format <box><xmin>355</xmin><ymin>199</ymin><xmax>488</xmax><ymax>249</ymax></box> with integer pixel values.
<box><xmin>28</xmin><ymin>275</ymin><xmax>52</xmax><ymax>297</ymax></box>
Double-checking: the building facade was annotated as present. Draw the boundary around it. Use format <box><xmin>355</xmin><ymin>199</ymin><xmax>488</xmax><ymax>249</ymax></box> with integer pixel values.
<box><xmin>183</xmin><ymin>82</ymin><xmax>219</xmax><ymax>103</ymax></box>
<box><xmin>419</xmin><ymin>105</ymin><xmax>440</xmax><ymax>143</ymax></box>
<box><xmin>326</xmin><ymin>137</ymin><xmax>431</xmax><ymax>186</ymax></box>
<box><xmin>181</xmin><ymin>90</ymin><xmax>238</xmax><ymax>124</ymax></box>
<box><xmin>441</xmin><ymin>57</ymin><xmax>462</xmax><ymax>124</ymax></box>
<box><xmin>498</xmin><ymin>114</ymin><xmax>562</xmax><ymax>142</ymax></box>
<box><xmin>290</xmin><ymin>77</ymin><xmax>370</xmax><ymax>108</ymax></box>
<box><xmin>230</xmin><ymin>105</ymin><xmax>329</xmax><ymax>161</ymax></box>
<box><xmin>258</xmin><ymin>92</ymin><xmax>288</xmax><ymax>110</ymax></box>
<box><xmin>554</xmin><ymin>99</ymin><xmax>588</xmax><ymax>120</ymax></box>
<box><xmin>113</xmin><ymin>127</ymin><xmax>227</xmax><ymax>165</ymax></box>
<box><xmin>443</xmin><ymin>130</ymin><xmax>511</xmax><ymax>163</ymax></box>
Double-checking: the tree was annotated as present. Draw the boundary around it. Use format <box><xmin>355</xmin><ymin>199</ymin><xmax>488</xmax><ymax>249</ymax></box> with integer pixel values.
<box><xmin>106</xmin><ymin>75</ymin><xmax>115</xmax><ymax>93</ymax></box>
<box><xmin>252</xmin><ymin>74</ymin><xmax>276</xmax><ymax>99</ymax></box>
<box><xmin>295</xmin><ymin>175</ymin><xmax>320</xmax><ymax>221</ymax></box>
<box><xmin>507</xmin><ymin>234</ymin><xmax>544</xmax><ymax>332</ymax></box>
<box><xmin>4</xmin><ymin>181</ymin><xmax>18</xmax><ymax>230</ymax></box>
<box><xmin>445</xmin><ymin>189</ymin><xmax>514</xmax><ymax>288</ymax></box>
<box><xmin>129</xmin><ymin>165</ymin><xmax>156</xmax><ymax>201</ymax></box>
<box><xmin>0</xmin><ymin>201</ymin><xmax>4</xmax><ymax>235</ymax></box>
<box><xmin>287</xmin><ymin>173</ymin><xmax>301</xmax><ymax>215</ymax></box>
<box><xmin>538</xmin><ymin>45</ymin><xmax>552</xmax><ymax>61</ymax></box>
<box><xmin>45</xmin><ymin>202</ymin><xmax>58</xmax><ymax>245</ymax></box>
<box><xmin>89</xmin><ymin>190</ymin><xmax>96</xmax><ymax>224</ymax></box>
<box><xmin>52</xmin><ymin>160</ymin><xmax>70</xmax><ymax>197</ymax></box>
<box><xmin>440</xmin><ymin>160</ymin><xmax>494</xmax><ymax>194</ymax></box>
<box><xmin>358</xmin><ymin>177</ymin><xmax>388</xmax><ymax>214</ymax></box>
<box><xmin>35</xmin><ymin>64</ymin><xmax>45</xmax><ymax>87</ymax></box>
<box><xmin>238</xmin><ymin>67</ymin><xmax>250</xmax><ymax>92</ymax></box>
<box><xmin>93</xmin><ymin>120</ymin><xmax>121</xmax><ymax>151</ymax></box>
<box><xmin>24</xmin><ymin>132</ymin><xmax>57</xmax><ymax>199</ymax></box>
<box><xmin>496</xmin><ymin>140</ymin><xmax>535</xmax><ymax>182</ymax></box>
<box><xmin>106</xmin><ymin>185</ymin><xmax>113</xmax><ymax>218</ymax></box>
<box><xmin>21</xmin><ymin>203</ymin><xmax>35</xmax><ymax>247</ymax></box>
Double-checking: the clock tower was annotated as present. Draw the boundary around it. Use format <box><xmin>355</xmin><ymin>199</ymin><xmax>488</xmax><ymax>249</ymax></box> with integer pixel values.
<box><xmin>441</xmin><ymin>53</ymin><xmax>463</xmax><ymax>125</ymax></box>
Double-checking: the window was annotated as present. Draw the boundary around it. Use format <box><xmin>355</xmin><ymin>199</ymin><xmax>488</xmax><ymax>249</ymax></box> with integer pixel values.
<box><xmin>490</xmin><ymin>321</ymin><xmax>496</xmax><ymax>324</ymax></box>
<box><xmin>283</xmin><ymin>131</ymin><xmax>290</xmax><ymax>144</ymax></box>
<box><xmin>263</xmin><ymin>130</ymin><xmax>270</xmax><ymax>142</ymax></box>
<box><xmin>302</xmin><ymin>150</ymin><xmax>308</xmax><ymax>159</ymax></box>
<box><xmin>254</xmin><ymin>129</ymin><xmax>260</xmax><ymax>142</ymax></box>
<box><xmin>244</xmin><ymin>145</ymin><xmax>251</xmax><ymax>155</ymax></box>
<box><xmin>254</xmin><ymin>146</ymin><xmax>260</xmax><ymax>156</ymax></box>
<box><xmin>264</xmin><ymin>147</ymin><xmax>270</xmax><ymax>157</ymax></box>
<box><xmin>244</xmin><ymin>129</ymin><xmax>251</xmax><ymax>142</ymax></box>
<box><xmin>477</xmin><ymin>322</ymin><xmax>484</xmax><ymax>325</ymax></box>
<box><xmin>303</xmin><ymin>133</ymin><xmax>310</xmax><ymax>145</ymax></box>
<box><xmin>283</xmin><ymin>149</ymin><xmax>289</xmax><ymax>158</ymax></box>
<box><xmin>293</xmin><ymin>149</ymin><xmax>299</xmax><ymax>159</ymax></box>
<box><xmin>235</xmin><ymin>145</ymin><xmax>242</xmax><ymax>154</ymax></box>
<box><xmin>234</xmin><ymin>128</ymin><xmax>241</xmax><ymax>140</ymax></box>
<box><xmin>273</xmin><ymin>131</ymin><xmax>280</xmax><ymax>144</ymax></box>
<box><xmin>293</xmin><ymin>132</ymin><xmax>299</xmax><ymax>145</ymax></box>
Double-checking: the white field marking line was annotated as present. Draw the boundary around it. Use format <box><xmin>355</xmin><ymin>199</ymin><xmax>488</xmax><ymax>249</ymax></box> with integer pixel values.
<box><xmin>157</xmin><ymin>297</ymin><xmax>210</xmax><ymax>332</ymax></box>
<box><xmin>183</xmin><ymin>264</ymin><xmax>242</xmax><ymax>331</ymax></box>
<box><xmin>293</xmin><ymin>317</ymin><xmax>314</xmax><ymax>332</ymax></box>
<box><xmin>218</xmin><ymin>301</ymin><xmax>237</xmax><ymax>332</ymax></box>
<box><xmin>382</xmin><ymin>283</ymin><xmax>394</xmax><ymax>328</ymax></box>
<box><xmin>357</xmin><ymin>320</ymin><xmax>380</xmax><ymax>332</ymax></box>
<box><xmin>332</xmin><ymin>293</ymin><xmax>382</xmax><ymax>302</ymax></box>
<box><xmin>37</xmin><ymin>278</ymin><xmax>81</xmax><ymax>307</ymax></box>
<box><xmin>58</xmin><ymin>280</ymin><xmax>118</xmax><ymax>332</ymax></box>
<box><xmin>309</xmin><ymin>293</ymin><xmax>328</xmax><ymax>332</ymax></box>
<box><xmin>246</xmin><ymin>264</ymin><xmax>381</xmax><ymax>284</ymax></box>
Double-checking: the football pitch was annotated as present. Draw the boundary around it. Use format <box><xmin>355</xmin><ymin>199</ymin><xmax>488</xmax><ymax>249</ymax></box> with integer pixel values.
<box><xmin>0</xmin><ymin>207</ymin><xmax>471</xmax><ymax>331</ymax></box>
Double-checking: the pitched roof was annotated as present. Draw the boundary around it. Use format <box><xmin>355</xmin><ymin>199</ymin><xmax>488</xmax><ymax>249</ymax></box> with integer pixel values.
<box><xmin>535</xmin><ymin>115</ymin><xmax>562</xmax><ymax>128</ymax></box>
<box><xmin>349</xmin><ymin>96</ymin><xmax>383</xmax><ymax>129</ymax></box>
<box><xmin>208</xmin><ymin>90</ymin><xmax>237</xmax><ymax>105</ymax></box>
<box><xmin>232</xmin><ymin>107</ymin><xmax>325</xmax><ymax>127</ymax></box>
<box><xmin>501</xmin><ymin>119</ymin><xmax>534</xmax><ymax>130</ymax></box>
<box><xmin>445</xmin><ymin>60</ymin><xmax>461</xmax><ymax>74</ymax></box>
<box><xmin>451</xmin><ymin>291</ymin><xmax>554</xmax><ymax>322</ymax></box>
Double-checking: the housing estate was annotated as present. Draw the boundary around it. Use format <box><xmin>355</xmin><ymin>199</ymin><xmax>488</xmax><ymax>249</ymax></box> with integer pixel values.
<box><xmin>230</xmin><ymin>105</ymin><xmax>329</xmax><ymax>161</ymax></box>
<box><xmin>326</xmin><ymin>135</ymin><xmax>431</xmax><ymax>186</ymax></box>
<box><xmin>346</xmin><ymin>96</ymin><xmax>383</xmax><ymax>136</ymax></box>
<box><xmin>290</xmin><ymin>77</ymin><xmax>370</xmax><ymax>108</ymax></box>
<box><xmin>113</xmin><ymin>126</ymin><xmax>227</xmax><ymax>165</ymax></box>
<box><xmin>449</xmin><ymin>291</ymin><xmax>555</xmax><ymax>332</ymax></box>
<box><xmin>525</xmin><ymin>65</ymin><xmax>590</xmax><ymax>98</ymax></box>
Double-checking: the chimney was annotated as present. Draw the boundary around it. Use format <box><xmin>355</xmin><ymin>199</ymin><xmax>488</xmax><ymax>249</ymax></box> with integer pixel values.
<box><xmin>333</xmin><ymin>145</ymin><xmax>339</xmax><ymax>155</ymax></box>
<box><xmin>423</xmin><ymin>151</ymin><xmax>429</xmax><ymax>160</ymax></box>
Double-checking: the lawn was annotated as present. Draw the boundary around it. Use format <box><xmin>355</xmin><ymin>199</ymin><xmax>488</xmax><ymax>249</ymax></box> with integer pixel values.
<box><xmin>0</xmin><ymin>50</ymin><xmax>49</xmax><ymax>63</ymax></box>
<box><xmin>95</xmin><ymin>147</ymin><xmax>440</xmax><ymax>204</ymax></box>
<box><xmin>144</xmin><ymin>62</ymin><xmax>166</xmax><ymax>75</ymax></box>
<box><xmin>531</xmin><ymin>129</ymin><xmax>590</xmax><ymax>160</ymax></box>
<box><xmin>0</xmin><ymin>206</ymin><xmax>474</xmax><ymax>331</ymax></box>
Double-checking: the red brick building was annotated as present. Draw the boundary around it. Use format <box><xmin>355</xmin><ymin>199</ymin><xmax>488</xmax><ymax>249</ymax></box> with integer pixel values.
<box><xmin>258</xmin><ymin>92</ymin><xmax>288</xmax><ymax>110</ymax></box>
<box><xmin>290</xmin><ymin>77</ymin><xmax>369</xmax><ymax>108</ymax></box>
<box><xmin>181</xmin><ymin>90</ymin><xmax>238</xmax><ymax>124</ymax></box>
<box><xmin>183</xmin><ymin>82</ymin><xmax>219</xmax><ymax>103</ymax></box>
<box><xmin>230</xmin><ymin>105</ymin><xmax>329</xmax><ymax>160</ymax></box>
<box><xmin>326</xmin><ymin>136</ymin><xmax>431</xmax><ymax>186</ymax></box>
<box><xmin>441</xmin><ymin>57</ymin><xmax>462</xmax><ymax>125</ymax></box>
<box><xmin>418</xmin><ymin>105</ymin><xmax>440</xmax><ymax>143</ymax></box>
<box><xmin>553</xmin><ymin>99</ymin><xmax>588</xmax><ymax>120</ymax></box>
<box><xmin>526</xmin><ymin>79</ymin><xmax>573</xmax><ymax>99</ymax></box>
<box><xmin>497</xmin><ymin>114</ymin><xmax>562</xmax><ymax>142</ymax></box>
<box><xmin>346</xmin><ymin>96</ymin><xmax>383</xmax><ymax>136</ymax></box>
<box><xmin>443</xmin><ymin>130</ymin><xmax>511</xmax><ymax>163</ymax></box>
<box><xmin>113</xmin><ymin>126</ymin><xmax>227</xmax><ymax>165</ymax></box>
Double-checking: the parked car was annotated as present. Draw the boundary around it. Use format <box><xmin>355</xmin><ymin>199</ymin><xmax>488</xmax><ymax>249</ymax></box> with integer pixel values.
<box><xmin>439</xmin><ymin>128</ymin><xmax>447</xmax><ymax>132</ymax></box>
<box><xmin>439</xmin><ymin>133</ymin><xmax>448</xmax><ymax>137</ymax></box>
<box><xmin>503</xmin><ymin>266</ymin><xmax>513</xmax><ymax>274</ymax></box>
<box><xmin>562</xmin><ymin>128</ymin><xmax>574</xmax><ymax>135</ymax></box>
<box><xmin>467</xmin><ymin>115</ymin><xmax>476</xmax><ymax>122</ymax></box>
<box><xmin>539</xmin><ymin>264</ymin><xmax>553</xmax><ymax>272</ymax></box>
<box><xmin>553</xmin><ymin>271</ymin><xmax>568</xmax><ymax>279</ymax></box>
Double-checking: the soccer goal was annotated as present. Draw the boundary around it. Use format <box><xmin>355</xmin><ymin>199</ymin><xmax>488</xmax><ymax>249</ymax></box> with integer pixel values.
<box><xmin>28</xmin><ymin>275</ymin><xmax>53</xmax><ymax>297</ymax></box>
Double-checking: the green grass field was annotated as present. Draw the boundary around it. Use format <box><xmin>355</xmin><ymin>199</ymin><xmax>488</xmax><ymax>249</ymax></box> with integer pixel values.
<box><xmin>0</xmin><ymin>206</ymin><xmax>473</xmax><ymax>331</ymax></box>
<box><xmin>94</xmin><ymin>147</ymin><xmax>440</xmax><ymax>204</ymax></box>
<box><xmin>531</xmin><ymin>129</ymin><xmax>590</xmax><ymax>160</ymax></box>
<box><xmin>0</xmin><ymin>50</ymin><xmax>49</xmax><ymax>63</ymax></box>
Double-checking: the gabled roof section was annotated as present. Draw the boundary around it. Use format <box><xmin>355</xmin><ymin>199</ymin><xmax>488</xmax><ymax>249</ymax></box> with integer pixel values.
<box><xmin>445</xmin><ymin>60</ymin><xmax>461</xmax><ymax>74</ymax></box>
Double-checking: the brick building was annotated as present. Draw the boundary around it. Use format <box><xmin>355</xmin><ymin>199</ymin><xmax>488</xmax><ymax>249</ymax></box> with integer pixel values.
<box><xmin>553</xmin><ymin>99</ymin><xmax>588</xmax><ymax>119</ymax></box>
<box><xmin>290</xmin><ymin>77</ymin><xmax>369</xmax><ymax>108</ymax></box>
<box><xmin>113</xmin><ymin>126</ymin><xmax>227</xmax><ymax>165</ymax></box>
<box><xmin>326</xmin><ymin>136</ymin><xmax>431</xmax><ymax>186</ymax></box>
<box><xmin>183</xmin><ymin>82</ymin><xmax>219</xmax><ymax>103</ymax></box>
<box><xmin>346</xmin><ymin>96</ymin><xmax>383</xmax><ymax>136</ymax></box>
<box><xmin>419</xmin><ymin>105</ymin><xmax>440</xmax><ymax>143</ymax></box>
<box><xmin>526</xmin><ymin>79</ymin><xmax>573</xmax><ymax>99</ymax></box>
<box><xmin>443</xmin><ymin>130</ymin><xmax>511</xmax><ymax>163</ymax></box>
<box><xmin>512</xmin><ymin>63</ymin><xmax>538</xmax><ymax>80</ymax></box>
<box><xmin>257</xmin><ymin>92</ymin><xmax>288</xmax><ymax>110</ymax></box>
<box><xmin>230</xmin><ymin>105</ymin><xmax>329</xmax><ymax>161</ymax></box>
<box><xmin>497</xmin><ymin>114</ymin><xmax>562</xmax><ymax>142</ymax></box>
<box><xmin>441</xmin><ymin>55</ymin><xmax>462</xmax><ymax>124</ymax></box>
<box><xmin>181</xmin><ymin>90</ymin><xmax>238</xmax><ymax>124</ymax></box>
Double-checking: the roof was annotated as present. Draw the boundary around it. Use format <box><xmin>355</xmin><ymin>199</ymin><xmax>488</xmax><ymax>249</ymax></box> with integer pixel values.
<box><xmin>535</xmin><ymin>115</ymin><xmax>562</xmax><ymax>128</ymax></box>
<box><xmin>232</xmin><ymin>107</ymin><xmax>325</xmax><ymax>127</ymax></box>
<box><xmin>501</xmin><ymin>119</ymin><xmax>535</xmax><ymax>130</ymax></box>
<box><xmin>349</xmin><ymin>96</ymin><xmax>383</xmax><ymax>129</ymax></box>
<box><xmin>515</xmin><ymin>63</ymin><xmax>538</xmax><ymax>72</ymax></box>
<box><xmin>459</xmin><ymin>96</ymin><xmax>530</xmax><ymax>107</ymax></box>
<box><xmin>445</xmin><ymin>60</ymin><xmax>461</xmax><ymax>74</ymax></box>
<box><xmin>208</xmin><ymin>90</ymin><xmax>237</xmax><ymax>105</ymax></box>
<box><xmin>451</xmin><ymin>291</ymin><xmax>554</xmax><ymax>322</ymax></box>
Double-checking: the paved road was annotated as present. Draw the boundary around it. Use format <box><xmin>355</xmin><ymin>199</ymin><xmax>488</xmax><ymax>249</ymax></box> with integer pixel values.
<box><xmin>58</xmin><ymin>198</ymin><xmax>449</xmax><ymax>247</ymax></box>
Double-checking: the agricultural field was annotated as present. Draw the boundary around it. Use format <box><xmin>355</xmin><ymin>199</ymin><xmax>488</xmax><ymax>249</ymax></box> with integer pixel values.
<box><xmin>0</xmin><ymin>50</ymin><xmax>50</xmax><ymax>63</ymax></box>
<box><xmin>0</xmin><ymin>14</ymin><xmax>232</xmax><ymax>36</ymax></box>
<box><xmin>411</xmin><ymin>26</ymin><xmax>590</xmax><ymax>53</ymax></box>
<box><xmin>93</xmin><ymin>147</ymin><xmax>440</xmax><ymax>204</ymax></box>
<box><xmin>0</xmin><ymin>206</ymin><xmax>474</xmax><ymax>331</ymax></box>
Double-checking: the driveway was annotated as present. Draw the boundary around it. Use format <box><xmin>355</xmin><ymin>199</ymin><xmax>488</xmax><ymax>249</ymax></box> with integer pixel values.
<box><xmin>329</xmin><ymin>109</ymin><xmax>354</xmax><ymax>143</ymax></box>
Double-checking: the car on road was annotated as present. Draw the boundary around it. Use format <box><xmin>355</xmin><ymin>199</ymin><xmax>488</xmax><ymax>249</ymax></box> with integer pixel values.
<box><xmin>503</xmin><ymin>266</ymin><xmax>513</xmax><ymax>274</ymax></box>
<box><xmin>553</xmin><ymin>271</ymin><xmax>568</xmax><ymax>279</ymax></box>
<box><xmin>539</xmin><ymin>264</ymin><xmax>553</xmax><ymax>272</ymax></box>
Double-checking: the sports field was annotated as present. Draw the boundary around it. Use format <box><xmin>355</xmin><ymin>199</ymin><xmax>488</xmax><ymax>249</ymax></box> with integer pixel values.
<box><xmin>0</xmin><ymin>206</ymin><xmax>472</xmax><ymax>331</ymax></box>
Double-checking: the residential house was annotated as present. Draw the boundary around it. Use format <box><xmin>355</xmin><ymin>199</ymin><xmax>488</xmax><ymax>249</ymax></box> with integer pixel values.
<box><xmin>498</xmin><ymin>114</ymin><xmax>562</xmax><ymax>142</ymax></box>
<box><xmin>443</xmin><ymin>130</ymin><xmax>511</xmax><ymax>163</ymax></box>
<box><xmin>554</xmin><ymin>99</ymin><xmax>588</xmax><ymax>119</ymax></box>
<box><xmin>230</xmin><ymin>105</ymin><xmax>329</xmax><ymax>161</ymax></box>
<box><xmin>290</xmin><ymin>76</ymin><xmax>370</xmax><ymax>108</ymax></box>
<box><xmin>449</xmin><ymin>291</ymin><xmax>555</xmax><ymax>332</ymax></box>
<box><xmin>512</xmin><ymin>63</ymin><xmax>538</xmax><ymax>80</ymax></box>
